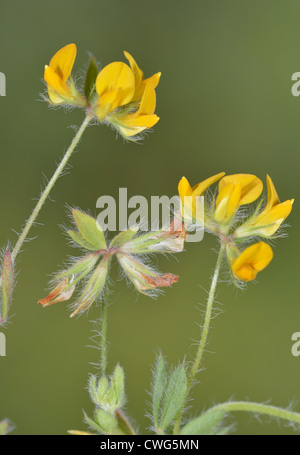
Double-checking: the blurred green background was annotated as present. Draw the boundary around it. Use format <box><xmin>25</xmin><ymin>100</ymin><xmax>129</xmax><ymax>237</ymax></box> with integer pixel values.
<box><xmin>0</xmin><ymin>0</ymin><xmax>300</xmax><ymax>435</ymax></box>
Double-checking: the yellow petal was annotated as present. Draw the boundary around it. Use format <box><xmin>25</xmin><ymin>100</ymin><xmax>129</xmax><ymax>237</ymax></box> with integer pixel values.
<box><xmin>44</xmin><ymin>65</ymin><xmax>73</xmax><ymax>103</ymax></box>
<box><xmin>96</xmin><ymin>62</ymin><xmax>135</xmax><ymax>107</ymax></box>
<box><xmin>117</xmin><ymin>115</ymin><xmax>159</xmax><ymax>137</ymax></box>
<box><xmin>137</xmin><ymin>82</ymin><xmax>156</xmax><ymax>115</ymax></box>
<box><xmin>120</xmin><ymin>114</ymin><xmax>159</xmax><ymax>129</ymax></box>
<box><xmin>49</xmin><ymin>43</ymin><xmax>77</xmax><ymax>82</ymax></box>
<box><xmin>178</xmin><ymin>177</ymin><xmax>193</xmax><ymax>202</ymax></box>
<box><xmin>253</xmin><ymin>199</ymin><xmax>294</xmax><ymax>236</ymax></box>
<box><xmin>96</xmin><ymin>88</ymin><xmax>123</xmax><ymax>120</ymax></box>
<box><xmin>215</xmin><ymin>183</ymin><xmax>241</xmax><ymax>222</ymax></box>
<box><xmin>265</xmin><ymin>175</ymin><xmax>280</xmax><ymax>211</ymax></box>
<box><xmin>192</xmin><ymin>172</ymin><xmax>226</xmax><ymax>197</ymax></box>
<box><xmin>124</xmin><ymin>50</ymin><xmax>161</xmax><ymax>100</ymax></box>
<box><xmin>219</xmin><ymin>174</ymin><xmax>263</xmax><ymax>205</ymax></box>
<box><xmin>123</xmin><ymin>50</ymin><xmax>144</xmax><ymax>86</ymax></box>
<box><xmin>112</xmin><ymin>83</ymin><xmax>158</xmax><ymax>136</ymax></box>
<box><xmin>134</xmin><ymin>73</ymin><xmax>161</xmax><ymax>100</ymax></box>
<box><xmin>248</xmin><ymin>176</ymin><xmax>294</xmax><ymax>236</ymax></box>
<box><xmin>232</xmin><ymin>242</ymin><xmax>273</xmax><ymax>282</ymax></box>
<box><xmin>143</xmin><ymin>72</ymin><xmax>161</xmax><ymax>90</ymax></box>
<box><xmin>178</xmin><ymin>177</ymin><xmax>204</xmax><ymax>221</ymax></box>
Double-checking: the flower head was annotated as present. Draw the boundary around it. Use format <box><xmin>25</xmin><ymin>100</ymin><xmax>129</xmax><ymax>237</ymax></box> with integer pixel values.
<box><xmin>94</xmin><ymin>51</ymin><xmax>161</xmax><ymax>139</ymax></box>
<box><xmin>178</xmin><ymin>171</ymin><xmax>292</xmax><ymax>284</ymax></box>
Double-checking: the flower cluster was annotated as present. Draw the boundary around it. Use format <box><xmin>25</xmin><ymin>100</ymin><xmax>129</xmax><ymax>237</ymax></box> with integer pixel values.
<box><xmin>38</xmin><ymin>210</ymin><xmax>184</xmax><ymax>317</ymax></box>
<box><xmin>179</xmin><ymin>173</ymin><xmax>294</xmax><ymax>283</ymax></box>
<box><xmin>44</xmin><ymin>44</ymin><xmax>160</xmax><ymax>140</ymax></box>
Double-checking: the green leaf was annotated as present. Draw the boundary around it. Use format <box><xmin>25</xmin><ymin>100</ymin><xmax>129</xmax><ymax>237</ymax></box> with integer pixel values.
<box><xmin>110</xmin><ymin>227</ymin><xmax>138</xmax><ymax>248</ymax></box>
<box><xmin>180</xmin><ymin>409</ymin><xmax>225</xmax><ymax>435</ymax></box>
<box><xmin>68</xmin><ymin>230</ymin><xmax>100</xmax><ymax>251</ymax></box>
<box><xmin>72</xmin><ymin>209</ymin><xmax>106</xmax><ymax>251</ymax></box>
<box><xmin>84</xmin><ymin>56</ymin><xmax>98</xmax><ymax>103</ymax></box>
<box><xmin>152</xmin><ymin>354</ymin><xmax>168</xmax><ymax>427</ymax></box>
<box><xmin>160</xmin><ymin>364</ymin><xmax>187</xmax><ymax>430</ymax></box>
<box><xmin>1</xmin><ymin>251</ymin><xmax>14</xmax><ymax>323</ymax></box>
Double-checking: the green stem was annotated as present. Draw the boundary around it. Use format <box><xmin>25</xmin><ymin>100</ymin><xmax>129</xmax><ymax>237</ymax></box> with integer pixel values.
<box><xmin>173</xmin><ymin>242</ymin><xmax>225</xmax><ymax>434</ymax></box>
<box><xmin>100</xmin><ymin>286</ymin><xmax>109</xmax><ymax>377</ymax></box>
<box><xmin>203</xmin><ymin>401</ymin><xmax>300</xmax><ymax>426</ymax></box>
<box><xmin>188</xmin><ymin>243</ymin><xmax>225</xmax><ymax>388</ymax></box>
<box><xmin>116</xmin><ymin>409</ymin><xmax>137</xmax><ymax>435</ymax></box>
<box><xmin>11</xmin><ymin>113</ymin><xmax>92</xmax><ymax>263</ymax></box>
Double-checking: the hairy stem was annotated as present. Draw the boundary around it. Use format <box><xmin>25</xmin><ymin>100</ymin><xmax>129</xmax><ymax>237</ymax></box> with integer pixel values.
<box><xmin>100</xmin><ymin>286</ymin><xmax>109</xmax><ymax>377</ymax></box>
<box><xmin>173</xmin><ymin>242</ymin><xmax>225</xmax><ymax>434</ymax></box>
<box><xmin>203</xmin><ymin>401</ymin><xmax>300</xmax><ymax>426</ymax></box>
<box><xmin>11</xmin><ymin>113</ymin><xmax>92</xmax><ymax>263</ymax></box>
<box><xmin>116</xmin><ymin>409</ymin><xmax>137</xmax><ymax>435</ymax></box>
<box><xmin>187</xmin><ymin>242</ymin><xmax>225</xmax><ymax>387</ymax></box>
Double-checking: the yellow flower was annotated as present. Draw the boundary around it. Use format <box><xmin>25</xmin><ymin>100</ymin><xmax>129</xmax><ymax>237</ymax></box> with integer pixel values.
<box><xmin>124</xmin><ymin>51</ymin><xmax>161</xmax><ymax>100</ymax></box>
<box><xmin>231</xmin><ymin>241</ymin><xmax>273</xmax><ymax>282</ymax></box>
<box><xmin>178</xmin><ymin>173</ymin><xmax>225</xmax><ymax>219</ymax></box>
<box><xmin>95</xmin><ymin>61</ymin><xmax>136</xmax><ymax>120</ymax></box>
<box><xmin>112</xmin><ymin>83</ymin><xmax>160</xmax><ymax>138</ymax></box>
<box><xmin>236</xmin><ymin>175</ymin><xmax>294</xmax><ymax>237</ymax></box>
<box><xmin>215</xmin><ymin>174</ymin><xmax>263</xmax><ymax>223</ymax></box>
<box><xmin>44</xmin><ymin>43</ymin><xmax>83</xmax><ymax>105</ymax></box>
<box><xmin>94</xmin><ymin>53</ymin><xmax>161</xmax><ymax>138</ymax></box>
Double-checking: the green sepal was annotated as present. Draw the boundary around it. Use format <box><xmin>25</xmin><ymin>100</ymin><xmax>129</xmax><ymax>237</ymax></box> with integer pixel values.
<box><xmin>57</xmin><ymin>254</ymin><xmax>99</xmax><ymax>279</ymax></box>
<box><xmin>88</xmin><ymin>375</ymin><xmax>98</xmax><ymax>405</ymax></box>
<box><xmin>110</xmin><ymin>364</ymin><xmax>125</xmax><ymax>409</ymax></box>
<box><xmin>95</xmin><ymin>409</ymin><xmax>118</xmax><ymax>434</ymax></box>
<box><xmin>97</xmin><ymin>376</ymin><xmax>109</xmax><ymax>404</ymax></box>
<box><xmin>72</xmin><ymin>258</ymin><xmax>108</xmax><ymax>316</ymax></box>
<box><xmin>83</xmin><ymin>411</ymin><xmax>104</xmax><ymax>434</ymax></box>
<box><xmin>84</xmin><ymin>56</ymin><xmax>98</xmax><ymax>104</ymax></box>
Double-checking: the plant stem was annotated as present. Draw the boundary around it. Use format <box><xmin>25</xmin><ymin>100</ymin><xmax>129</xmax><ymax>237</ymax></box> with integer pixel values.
<box><xmin>202</xmin><ymin>401</ymin><xmax>300</xmax><ymax>426</ymax></box>
<box><xmin>116</xmin><ymin>409</ymin><xmax>137</xmax><ymax>435</ymax></box>
<box><xmin>187</xmin><ymin>242</ymin><xmax>225</xmax><ymax>388</ymax></box>
<box><xmin>173</xmin><ymin>242</ymin><xmax>225</xmax><ymax>434</ymax></box>
<box><xmin>100</xmin><ymin>286</ymin><xmax>109</xmax><ymax>377</ymax></box>
<box><xmin>11</xmin><ymin>113</ymin><xmax>92</xmax><ymax>263</ymax></box>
